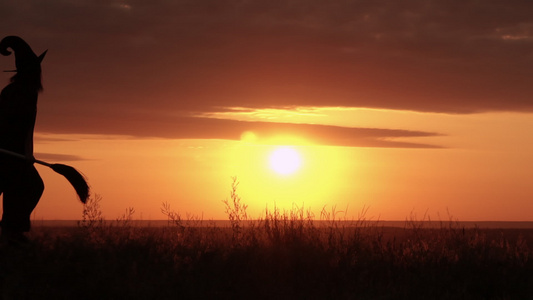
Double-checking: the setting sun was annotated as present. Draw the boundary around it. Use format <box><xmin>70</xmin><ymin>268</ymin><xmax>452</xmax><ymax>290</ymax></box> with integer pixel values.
<box><xmin>269</xmin><ymin>147</ymin><xmax>302</xmax><ymax>175</ymax></box>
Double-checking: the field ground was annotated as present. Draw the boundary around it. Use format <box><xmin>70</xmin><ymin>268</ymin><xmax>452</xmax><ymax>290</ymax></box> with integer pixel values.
<box><xmin>1</xmin><ymin>193</ymin><xmax>532</xmax><ymax>299</ymax></box>
<box><xmin>1</xmin><ymin>217</ymin><xmax>533</xmax><ymax>299</ymax></box>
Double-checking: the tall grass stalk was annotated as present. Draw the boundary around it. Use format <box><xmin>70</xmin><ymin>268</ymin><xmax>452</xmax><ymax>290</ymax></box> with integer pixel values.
<box><xmin>222</xmin><ymin>177</ymin><xmax>248</xmax><ymax>242</ymax></box>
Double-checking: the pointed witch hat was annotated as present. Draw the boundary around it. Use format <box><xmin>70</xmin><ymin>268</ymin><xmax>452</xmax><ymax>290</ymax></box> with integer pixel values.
<box><xmin>0</xmin><ymin>36</ymin><xmax>47</xmax><ymax>72</ymax></box>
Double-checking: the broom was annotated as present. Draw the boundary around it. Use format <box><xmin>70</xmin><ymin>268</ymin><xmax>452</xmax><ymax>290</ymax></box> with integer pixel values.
<box><xmin>0</xmin><ymin>148</ymin><xmax>89</xmax><ymax>203</ymax></box>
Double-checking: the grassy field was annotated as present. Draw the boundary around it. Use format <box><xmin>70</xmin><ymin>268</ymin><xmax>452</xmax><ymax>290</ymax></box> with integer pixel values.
<box><xmin>1</xmin><ymin>191</ymin><xmax>533</xmax><ymax>299</ymax></box>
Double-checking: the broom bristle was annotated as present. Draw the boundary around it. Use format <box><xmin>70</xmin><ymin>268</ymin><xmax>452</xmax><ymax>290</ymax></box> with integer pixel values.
<box><xmin>49</xmin><ymin>163</ymin><xmax>90</xmax><ymax>203</ymax></box>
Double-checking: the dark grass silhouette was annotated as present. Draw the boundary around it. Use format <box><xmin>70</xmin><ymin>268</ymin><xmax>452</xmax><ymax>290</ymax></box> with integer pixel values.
<box><xmin>1</xmin><ymin>187</ymin><xmax>533</xmax><ymax>299</ymax></box>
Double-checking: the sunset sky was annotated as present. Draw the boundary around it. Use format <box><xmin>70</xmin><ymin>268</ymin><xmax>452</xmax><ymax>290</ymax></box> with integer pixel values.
<box><xmin>1</xmin><ymin>0</ymin><xmax>532</xmax><ymax>221</ymax></box>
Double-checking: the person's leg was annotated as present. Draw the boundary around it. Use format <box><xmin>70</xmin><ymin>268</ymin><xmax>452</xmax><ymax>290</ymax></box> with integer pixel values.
<box><xmin>1</xmin><ymin>164</ymin><xmax>44</xmax><ymax>236</ymax></box>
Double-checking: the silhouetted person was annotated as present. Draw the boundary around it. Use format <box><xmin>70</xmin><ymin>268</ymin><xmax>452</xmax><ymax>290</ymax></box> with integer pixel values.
<box><xmin>0</xmin><ymin>36</ymin><xmax>47</xmax><ymax>245</ymax></box>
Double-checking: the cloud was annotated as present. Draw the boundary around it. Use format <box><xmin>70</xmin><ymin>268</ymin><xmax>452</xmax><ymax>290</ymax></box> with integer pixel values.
<box><xmin>1</xmin><ymin>0</ymin><xmax>532</xmax><ymax>144</ymax></box>
<box><xmin>37</xmin><ymin>110</ymin><xmax>442</xmax><ymax>148</ymax></box>
<box><xmin>35</xmin><ymin>152</ymin><xmax>85</xmax><ymax>162</ymax></box>
<box><xmin>2</xmin><ymin>0</ymin><xmax>532</xmax><ymax>113</ymax></box>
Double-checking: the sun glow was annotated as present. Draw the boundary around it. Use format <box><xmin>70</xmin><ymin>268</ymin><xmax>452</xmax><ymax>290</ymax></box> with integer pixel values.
<box><xmin>269</xmin><ymin>147</ymin><xmax>302</xmax><ymax>175</ymax></box>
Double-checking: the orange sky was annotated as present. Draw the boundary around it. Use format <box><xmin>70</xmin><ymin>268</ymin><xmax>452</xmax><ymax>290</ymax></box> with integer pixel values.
<box><xmin>1</xmin><ymin>1</ymin><xmax>533</xmax><ymax>221</ymax></box>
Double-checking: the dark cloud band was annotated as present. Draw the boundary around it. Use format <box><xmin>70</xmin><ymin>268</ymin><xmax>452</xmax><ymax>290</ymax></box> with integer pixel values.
<box><xmin>38</xmin><ymin>111</ymin><xmax>443</xmax><ymax>148</ymax></box>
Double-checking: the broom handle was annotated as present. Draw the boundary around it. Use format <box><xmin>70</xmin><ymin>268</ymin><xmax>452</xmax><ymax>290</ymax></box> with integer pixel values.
<box><xmin>0</xmin><ymin>148</ymin><xmax>52</xmax><ymax>167</ymax></box>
